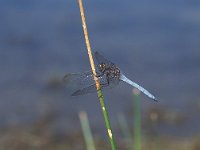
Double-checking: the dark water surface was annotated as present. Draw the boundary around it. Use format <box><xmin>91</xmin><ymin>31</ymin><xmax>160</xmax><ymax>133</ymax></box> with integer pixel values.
<box><xmin>0</xmin><ymin>0</ymin><xmax>200</xmax><ymax>136</ymax></box>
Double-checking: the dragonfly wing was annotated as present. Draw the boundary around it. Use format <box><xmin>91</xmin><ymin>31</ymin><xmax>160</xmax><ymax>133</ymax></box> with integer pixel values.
<box><xmin>64</xmin><ymin>71</ymin><xmax>112</xmax><ymax>96</ymax></box>
<box><xmin>63</xmin><ymin>71</ymin><xmax>94</xmax><ymax>89</ymax></box>
<box><xmin>94</xmin><ymin>51</ymin><xmax>114</xmax><ymax>66</ymax></box>
<box><xmin>71</xmin><ymin>80</ymin><xmax>109</xmax><ymax>96</ymax></box>
<box><xmin>71</xmin><ymin>84</ymin><xmax>96</xmax><ymax>96</ymax></box>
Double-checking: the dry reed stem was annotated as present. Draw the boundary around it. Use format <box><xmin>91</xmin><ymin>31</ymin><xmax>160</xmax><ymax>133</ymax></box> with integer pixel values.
<box><xmin>78</xmin><ymin>0</ymin><xmax>100</xmax><ymax>90</ymax></box>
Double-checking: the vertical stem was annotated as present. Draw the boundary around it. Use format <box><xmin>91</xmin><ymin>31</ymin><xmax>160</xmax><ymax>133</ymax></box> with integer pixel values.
<box><xmin>133</xmin><ymin>89</ymin><xmax>141</xmax><ymax>150</ymax></box>
<box><xmin>97</xmin><ymin>90</ymin><xmax>117</xmax><ymax>150</ymax></box>
<box><xmin>118</xmin><ymin>113</ymin><xmax>133</xmax><ymax>150</ymax></box>
<box><xmin>79</xmin><ymin>111</ymin><xmax>96</xmax><ymax>150</ymax></box>
<box><xmin>77</xmin><ymin>0</ymin><xmax>117</xmax><ymax>149</ymax></box>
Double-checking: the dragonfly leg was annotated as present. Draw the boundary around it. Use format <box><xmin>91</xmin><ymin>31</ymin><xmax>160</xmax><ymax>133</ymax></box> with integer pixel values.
<box><xmin>95</xmin><ymin>72</ymin><xmax>104</xmax><ymax>77</ymax></box>
<box><xmin>106</xmin><ymin>75</ymin><xmax>110</xmax><ymax>85</ymax></box>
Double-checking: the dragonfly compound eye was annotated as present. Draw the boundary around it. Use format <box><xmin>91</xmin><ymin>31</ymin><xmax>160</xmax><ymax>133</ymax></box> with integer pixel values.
<box><xmin>99</xmin><ymin>63</ymin><xmax>106</xmax><ymax>69</ymax></box>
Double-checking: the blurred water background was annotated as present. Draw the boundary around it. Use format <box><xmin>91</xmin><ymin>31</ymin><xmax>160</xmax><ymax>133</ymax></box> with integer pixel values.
<box><xmin>0</xmin><ymin>0</ymin><xmax>200</xmax><ymax>148</ymax></box>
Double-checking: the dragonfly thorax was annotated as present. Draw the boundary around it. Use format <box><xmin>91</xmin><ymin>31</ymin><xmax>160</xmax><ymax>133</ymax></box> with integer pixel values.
<box><xmin>99</xmin><ymin>63</ymin><xmax>121</xmax><ymax>80</ymax></box>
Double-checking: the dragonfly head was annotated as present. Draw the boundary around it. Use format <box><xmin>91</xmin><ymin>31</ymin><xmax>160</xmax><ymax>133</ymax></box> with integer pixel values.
<box><xmin>99</xmin><ymin>63</ymin><xmax>106</xmax><ymax>73</ymax></box>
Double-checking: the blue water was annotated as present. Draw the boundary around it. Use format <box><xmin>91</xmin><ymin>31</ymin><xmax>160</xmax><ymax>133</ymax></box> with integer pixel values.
<box><xmin>0</xmin><ymin>0</ymin><xmax>200</xmax><ymax>136</ymax></box>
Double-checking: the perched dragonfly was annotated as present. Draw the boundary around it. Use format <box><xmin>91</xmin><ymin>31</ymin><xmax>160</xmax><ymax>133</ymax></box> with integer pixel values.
<box><xmin>63</xmin><ymin>52</ymin><xmax>157</xmax><ymax>101</ymax></box>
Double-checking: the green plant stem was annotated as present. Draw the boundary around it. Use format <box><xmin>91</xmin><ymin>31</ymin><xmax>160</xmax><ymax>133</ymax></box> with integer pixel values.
<box><xmin>118</xmin><ymin>113</ymin><xmax>133</xmax><ymax>150</ymax></box>
<box><xmin>79</xmin><ymin>111</ymin><xmax>96</xmax><ymax>150</ymax></box>
<box><xmin>97</xmin><ymin>90</ymin><xmax>117</xmax><ymax>150</ymax></box>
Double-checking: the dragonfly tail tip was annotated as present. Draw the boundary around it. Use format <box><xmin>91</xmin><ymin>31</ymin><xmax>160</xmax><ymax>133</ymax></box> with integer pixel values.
<box><xmin>153</xmin><ymin>97</ymin><xmax>158</xmax><ymax>102</ymax></box>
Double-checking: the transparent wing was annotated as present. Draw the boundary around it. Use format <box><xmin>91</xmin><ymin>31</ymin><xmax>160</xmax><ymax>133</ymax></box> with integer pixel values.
<box><xmin>71</xmin><ymin>82</ymin><xmax>109</xmax><ymax>96</ymax></box>
<box><xmin>94</xmin><ymin>51</ymin><xmax>114</xmax><ymax>66</ymax></box>
<box><xmin>63</xmin><ymin>71</ymin><xmax>112</xmax><ymax>96</ymax></box>
<box><xmin>63</xmin><ymin>71</ymin><xmax>94</xmax><ymax>90</ymax></box>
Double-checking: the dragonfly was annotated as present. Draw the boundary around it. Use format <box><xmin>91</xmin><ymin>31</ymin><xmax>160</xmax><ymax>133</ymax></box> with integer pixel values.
<box><xmin>63</xmin><ymin>52</ymin><xmax>157</xmax><ymax>101</ymax></box>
